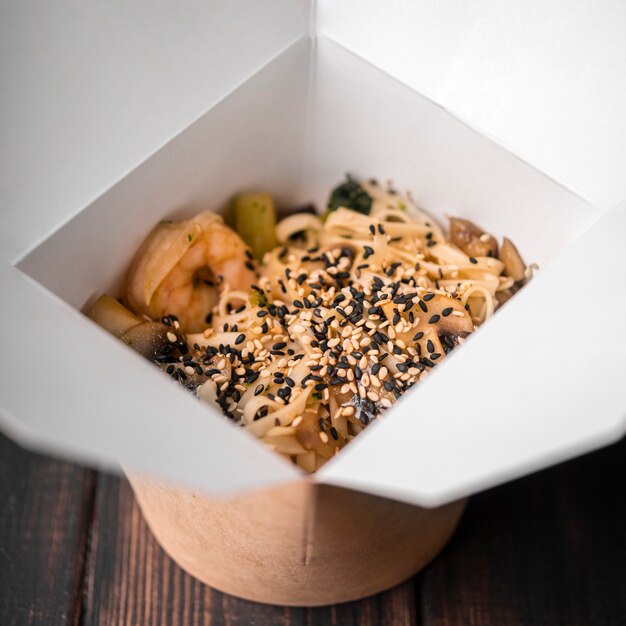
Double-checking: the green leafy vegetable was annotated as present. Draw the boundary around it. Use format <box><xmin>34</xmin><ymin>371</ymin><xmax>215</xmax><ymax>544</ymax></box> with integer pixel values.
<box><xmin>327</xmin><ymin>175</ymin><xmax>372</xmax><ymax>215</ymax></box>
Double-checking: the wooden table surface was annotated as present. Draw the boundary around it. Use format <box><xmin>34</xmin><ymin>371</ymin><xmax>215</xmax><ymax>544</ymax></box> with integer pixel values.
<box><xmin>1</xmin><ymin>432</ymin><xmax>625</xmax><ymax>626</ymax></box>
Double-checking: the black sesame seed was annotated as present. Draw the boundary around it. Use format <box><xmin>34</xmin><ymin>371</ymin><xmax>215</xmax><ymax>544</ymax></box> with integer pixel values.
<box><xmin>442</xmin><ymin>307</ymin><xmax>453</xmax><ymax>317</ymax></box>
<box><xmin>427</xmin><ymin>339</ymin><xmax>435</xmax><ymax>353</ymax></box>
<box><xmin>428</xmin><ymin>315</ymin><xmax>440</xmax><ymax>324</ymax></box>
<box><xmin>423</xmin><ymin>293</ymin><xmax>435</xmax><ymax>302</ymax></box>
<box><xmin>412</xmin><ymin>331</ymin><xmax>424</xmax><ymax>341</ymax></box>
<box><xmin>418</xmin><ymin>300</ymin><xmax>428</xmax><ymax>313</ymax></box>
<box><xmin>369</xmin><ymin>225</ymin><xmax>376</xmax><ymax>235</ymax></box>
<box><xmin>254</xmin><ymin>384</ymin><xmax>264</xmax><ymax>396</ymax></box>
<box><xmin>469</xmin><ymin>257</ymin><xmax>478</xmax><ymax>264</ymax></box>
<box><xmin>235</xmin><ymin>333</ymin><xmax>246</xmax><ymax>345</ymax></box>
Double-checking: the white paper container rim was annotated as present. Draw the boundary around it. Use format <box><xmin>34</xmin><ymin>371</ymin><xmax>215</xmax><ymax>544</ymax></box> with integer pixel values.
<box><xmin>1</xmin><ymin>26</ymin><xmax>625</xmax><ymax>507</ymax></box>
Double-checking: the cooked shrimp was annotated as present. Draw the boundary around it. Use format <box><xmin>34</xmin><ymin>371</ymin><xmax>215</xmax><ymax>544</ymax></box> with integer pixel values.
<box><xmin>125</xmin><ymin>211</ymin><xmax>256</xmax><ymax>332</ymax></box>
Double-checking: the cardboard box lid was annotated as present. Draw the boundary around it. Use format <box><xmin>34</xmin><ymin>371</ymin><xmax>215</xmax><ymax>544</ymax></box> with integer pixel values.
<box><xmin>318</xmin><ymin>202</ymin><xmax>626</xmax><ymax>506</ymax></box>
<box><xmin>1</xmin><ymin>1</ymin><xmax>625</xmax><ymax>505</ymax></box>
<box><xmin>317</xmin><ymin>0</ymin><xmax>626</xmax><ymax>209</ymax></box>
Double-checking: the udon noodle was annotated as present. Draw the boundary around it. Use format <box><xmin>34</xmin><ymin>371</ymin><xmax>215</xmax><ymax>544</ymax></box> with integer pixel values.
<box><xmin>87</xmin><ymin>177</ymin><xmax>532</xmax><ymax>472</ymax></box>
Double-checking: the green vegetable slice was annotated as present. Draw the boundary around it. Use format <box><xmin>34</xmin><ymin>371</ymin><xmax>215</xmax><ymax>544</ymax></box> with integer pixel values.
<box><xmin>230</xmin><ymin>193</ymin><xmax>278</xmax><ymax>260</ymax></box>
<box><xmin>327</xmin><ymin>175</ymin><xmax>372</xmax><ymax>215</ymax></box>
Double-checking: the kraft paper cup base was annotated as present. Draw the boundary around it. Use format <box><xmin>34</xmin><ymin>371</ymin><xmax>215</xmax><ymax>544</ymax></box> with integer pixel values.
<box><xmin>126</xmin><ymin>471</ymin><xmax>466</xmax><ymax>606</ymax></box>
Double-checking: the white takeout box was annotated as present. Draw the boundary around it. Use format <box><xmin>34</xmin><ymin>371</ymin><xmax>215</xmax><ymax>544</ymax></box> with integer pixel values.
<box><xmin>1</xmin><ymin>1</ymin><xmax>625</xmax><ymax>510</ymax></box>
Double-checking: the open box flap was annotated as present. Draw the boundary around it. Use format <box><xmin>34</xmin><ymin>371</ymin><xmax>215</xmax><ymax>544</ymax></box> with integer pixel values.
<box><xmin>0</xmin><ymin>265</ymin><xmax>300</xmax><ymax>494</ymax></box>
<box><xmin>317</xmin><ymin>0</ymin><xmax>626</xmax><ymax>208</ymax></box>
<box><xmin>0</xmin><ymin>34</ymin><xmax>313</xmax><ymax>496</ymax></box>
<box><xmin>318</xmin><ymin>203</ymin><xmax>626</xmax><ymax>507</ymax></box>
<box><xmin>0</xmin><ymin>0</ymin><xmax>311</xmax><ymax>264</ymax></box>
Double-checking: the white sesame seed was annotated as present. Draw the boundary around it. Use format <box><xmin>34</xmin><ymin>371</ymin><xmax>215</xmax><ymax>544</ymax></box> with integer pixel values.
<box><xmin>167</xmin><ymin>332</ymin><xmax>177</xmax><ymax>343</ymax></box>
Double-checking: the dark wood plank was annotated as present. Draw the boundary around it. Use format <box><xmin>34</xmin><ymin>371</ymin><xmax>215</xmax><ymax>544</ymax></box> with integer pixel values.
<box><xmin>83</xmin><ymin>473</ymin><xmax>419</xmax><ymax>626</ymax></box>
<box><xmin>0</xmin><ymin>434</ymin><xmax>96</xmax><ymax>626</ymax></box>
<box><xmin>420</xmin><ymin>436</ymin><xmax>626</xmax><ymax>626</ymax></box>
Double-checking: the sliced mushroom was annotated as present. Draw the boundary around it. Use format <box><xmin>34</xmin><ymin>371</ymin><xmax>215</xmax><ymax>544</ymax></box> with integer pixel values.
<box><xmin>295</xmin><ymin>410</ymin><xmax>341</xmax><ymax>459</ymax></box>
<box><xmin>85</xmin><ymin>294</ymin><xmax>141</xmax><ymax>338</ymax></box>
<box><xmin>418</xmin><ymin>293</ymin><xmax>473</xmax><ymax>336</ymax></box>
<box><xmin>449</xmin><ymin>217</ymin><xmax>498</xmax><ymax>258</ymax></box>
<box><xmin>384</xmin><ymin>293</ymin><xmax>473</xmax><ymax>338</ymax></box>
<box><xmin>500</xmin><ymin>237</ymin><xmax>526</xmax><ymax>282</ymax></box>
<box><xmin>121</xmin><ymin>321</ymin><xmax>184</xmax><ymax>361</ymax></box>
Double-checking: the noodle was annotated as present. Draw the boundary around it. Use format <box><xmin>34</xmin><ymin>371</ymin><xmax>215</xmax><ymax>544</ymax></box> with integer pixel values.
<box><xmin>101</xmin><ymin>176</ymin><xmax>532</xmax><ymax>472</ymax></box>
